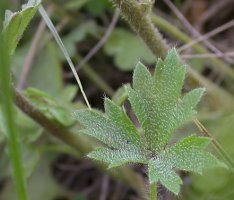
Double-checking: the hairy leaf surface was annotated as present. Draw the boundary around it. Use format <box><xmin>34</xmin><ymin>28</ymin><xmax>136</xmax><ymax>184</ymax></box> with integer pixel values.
<box><xmin>74</xmin><ymin>48</ymin><xmax>218</xmax><ymax>194</ymax></box>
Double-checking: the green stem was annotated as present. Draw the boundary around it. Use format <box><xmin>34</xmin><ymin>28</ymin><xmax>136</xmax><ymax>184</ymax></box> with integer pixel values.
<box><xmin>150</xmin><ymin>182</ymin><xmax>157</xmax><ymax>200</ymax></box>
<box><xmin>0</xmin><ymin>34</ymin><xmax>28</xmax><ymax>199</ymax></box>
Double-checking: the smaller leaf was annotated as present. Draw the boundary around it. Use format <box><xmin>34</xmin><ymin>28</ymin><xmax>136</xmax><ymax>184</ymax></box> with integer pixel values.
<box><xmin>132</xmin><ymin>62</ymin><xmax>153</xmax><ymax>92</ymax></box>
<box><xmin>163</xmin><ymin>135</ymin><xmax>218</xmax><ymax>174</ymax></box>
<box><xmin>24</xmin><ymin>88</ymin><xmax>75</xmax><ymax>126</ymax></box>
<box><xmin>88</xmin><ymin>146</ymin><xmax>147</xmax><ymax>168</ymax></box>
<box><xmin>149</xmin><ymin>158</ymin><xmax>182</xmax><ymax>195</ymax></box>
<box><xmin>104</xmin><ymin>98</ymin><xmax>143</xmax><ymax>147</ymax></box>
<box><xmin>74</xmin><ymin>109</ymin><xmax>129</xmax><ymax>148</ymax></box>
<box><xmin>3</xmin><ymin>0</ymin><xmax>41</xmax><ymax>54</ymax></box>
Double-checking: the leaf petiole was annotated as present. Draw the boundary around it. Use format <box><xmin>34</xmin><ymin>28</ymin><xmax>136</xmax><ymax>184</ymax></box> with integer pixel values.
<box><xmin>150</xmin><ymin>182</ymin><xmax>157</xmax><ymax>200</ymax></box>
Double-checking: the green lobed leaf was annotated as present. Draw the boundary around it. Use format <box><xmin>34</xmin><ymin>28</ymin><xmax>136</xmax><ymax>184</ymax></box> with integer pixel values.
<box><xmin>3</xmin><ymin>0</ymin><xmax>41</xmax><ymax>54</ymax></box>
<box><xmin>74</xmin><ymin>48</ymin><xmax>219</xmax><ymax>195</ymax></box>
<box><xmin>126</xmin><ymin>49</ymin><xmax>204</xmax><ymax>152</ymax></box>
<box><xmin>88</xmin><ymin>146</ymin><xmax>148</xmax><ymax>168</ymax></box>
<box><xmin>104</xmin><ymin>98</ymin><xmax>143</xmax><ymax>147</ymax></box>
<box><xmin>148</xmin><ymin>135</ymin><xmax>218</xmax><ymax>194</ymax></box>
<box><xmin>149</xmin><ymin>158</ymin><xmax>182</xmax><ymax>195</ymax></box>
<box><xmin>163</xmin><ymin>135</ymin><xmax>217</xmax><ymax>173</ymax></box>
<box><xmin>74</xmin><ymin>98</ymin><xmax>144</xmax><ymax>149</ymax></box>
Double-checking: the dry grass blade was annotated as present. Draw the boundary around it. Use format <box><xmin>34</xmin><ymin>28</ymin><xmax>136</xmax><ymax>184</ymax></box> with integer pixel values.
<box><xmin>179</xmin><ymin>19</ymin><xmax>234</xmax><ymax>53</ymax></box>
<box><xmin>193</xmin><ymin>118</ymin><xmax>234</xmax><ymax>172</ymax></box>
<box><xmin>163</xmin><ymin>0</ymin><xmax>234</xmax><ymax>64</ymax></box>
<box><xmin>181</xmin><ymin>52</ymin><xmax>234</xmax><ymax>59</ymax></box>
<box><xmin>39</xmin><ymin>5</ymin><xmax>91</xmax><ymax>109</ymax></box>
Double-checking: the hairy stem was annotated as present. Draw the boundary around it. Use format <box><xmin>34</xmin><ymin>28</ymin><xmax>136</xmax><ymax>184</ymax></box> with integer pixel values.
<box><xmin>113</xmin><ymin>0</ymin><xmax>169</xmax><ymax>58</ymax></box>
<box><xmin>150</xmin><ymin>182</ymin><xmax>157</xmax><ymax>200</ymax></box>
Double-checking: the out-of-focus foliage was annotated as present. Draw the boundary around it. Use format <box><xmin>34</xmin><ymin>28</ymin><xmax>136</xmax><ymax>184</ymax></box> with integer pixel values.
<box><xmin>1</xmin><ymin>155</ymin><xmax>66</xmax><ymax>200</ymax></box>
<box><xmin>104</xmin><ymin>28</ymin><xmax>155</xmax><ymax>70</ymax></box>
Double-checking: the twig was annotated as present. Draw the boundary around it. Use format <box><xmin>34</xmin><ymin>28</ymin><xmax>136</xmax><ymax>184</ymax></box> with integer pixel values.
<box><xmin>179</xmin><ymin>19</ymin><xmax>234</xmax><ymax>52</ymax></box>
<box><xmin>151</xmin><ymin>15</ymin><xmax>234</xmax><ymax>80</ymax></box>
<box><xmin>163</xmin><ymin>0</ymin><xmax>234</xmax><ymax>64</ymax></box>
<box><xmin>14</xmin><ymin>89</ymin><xmax>89</xmax><ymax>153</ymax></box>
<box><xmin>196</xmin><ymin>0</ymin><xmax>234</xmax><ymax>28</ymax></box>
<box><xmin>17</xmin><ymin>19</ymin><xmax>46</xmax><ymax>90</ymax></box>
<box><xmin>66</xmin><ymin>9</ymin><xmax>120</xmax><ymax>78</ymax></box>
<box><xmin>17</xmin><ymin>6</ymin><xmax>54</xmax><ymax>90</ymax></box>
<box><xmin>181</xmin><ymin>52</ymin><xmax>234</xmax><ymax>59</ymax></box>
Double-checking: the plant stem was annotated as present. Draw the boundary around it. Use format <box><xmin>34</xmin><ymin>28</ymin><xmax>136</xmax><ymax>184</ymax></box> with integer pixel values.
<box><xmin>0</xmin><ymin>34</ymin><xmax>28</xmax><ymax>199</ymax></box>
<box><xmin>112</xmin><ymin>0</ymin><xmax>169</xmax><ymax>58</ymax></box>
<box><xmin>150</xmin><ymin>182</ymin><xmax>157</xmax><ymax>200</ymax></box>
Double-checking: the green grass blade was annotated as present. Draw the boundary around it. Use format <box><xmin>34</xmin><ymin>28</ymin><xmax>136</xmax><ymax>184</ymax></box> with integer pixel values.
<box><xmin>38</xmin><ymin>5</ymin><xmax>91</xmax><ymax>109</ymax></box>
<box><xmin>0</xmin><ymin>33</ymin><xmax>28</xmax><ymax>200</ymax></box>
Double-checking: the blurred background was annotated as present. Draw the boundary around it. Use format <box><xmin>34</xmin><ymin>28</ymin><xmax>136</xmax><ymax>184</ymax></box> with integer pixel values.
<box><xmin>0</xmin><ymin>0</ymin><xmax>234</xmax><ymax>199</ymax></box>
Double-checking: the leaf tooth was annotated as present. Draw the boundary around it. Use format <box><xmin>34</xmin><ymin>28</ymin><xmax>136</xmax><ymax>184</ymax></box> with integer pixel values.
<box><xmin>182</xmin><ymin>88</ymin><xmax>206</xmax><ymax>108</ymax></box>
<box><xmin>164</xmin><ymin>48</ymin><xmax>180</xmax><ymax>68</ymax></box>
<box><xmin>104</xmin><ymin>98</ymin><xmax>144</xmax><ymax>147</ymax></box>
<box><xmin>88</xmin><ymin>147</ymin><xmax>148</xmax><ymax>169</ymax></box>
<box><xmin>148</xmin><ymin>158</ymin><xmax>182</xmax><ymax>195</ymax></box>
<box><xmin>73</xmin><ymin>109</ymin><xmax>128</xmax><ymax>148</ymax></box>
<box><xmin>132</xmin><ymin>62</ymin><xmax>153</xmax><ymax>92</ymax></box>
<box><xmin>161</xmin><ymin>135</ymin><xmax>218</xmax><ymax>174</ymax></box>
